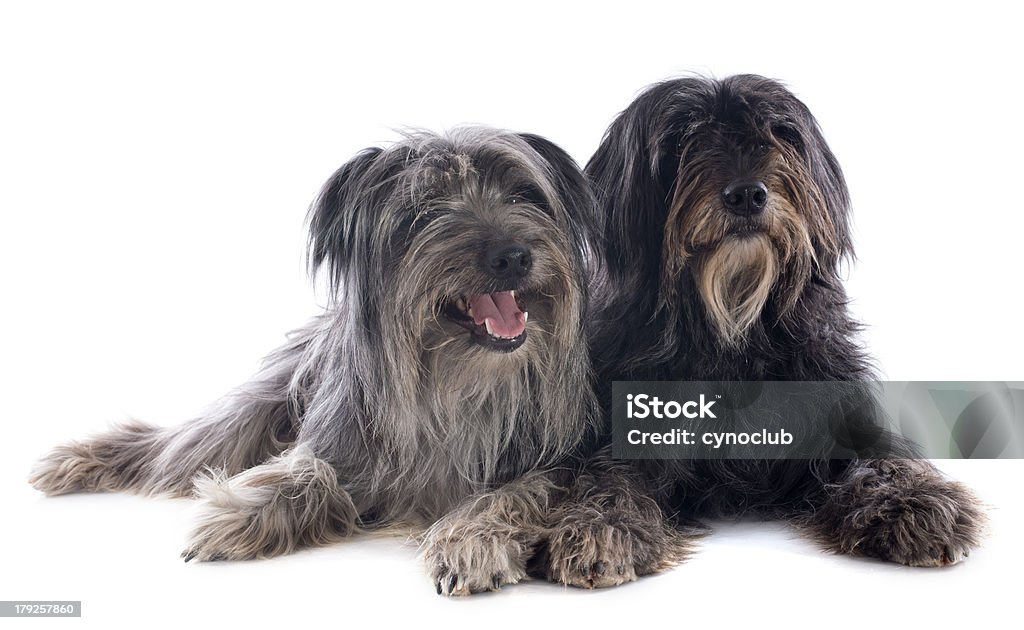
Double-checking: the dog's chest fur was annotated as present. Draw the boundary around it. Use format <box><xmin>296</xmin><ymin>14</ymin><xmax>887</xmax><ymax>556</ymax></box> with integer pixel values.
<box><xmin>313</xmin><ymin>336</ymin><xmax>589</xmax><ymax>526</ymax></box>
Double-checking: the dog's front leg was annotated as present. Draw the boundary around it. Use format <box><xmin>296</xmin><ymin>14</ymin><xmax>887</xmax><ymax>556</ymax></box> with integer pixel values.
<box><xmin>181</xmin><ymin>444</ymin><xmax>359</xmax><ymax>562</ymax></box>
<box><xmin>538</xmin><ymin>451</ymin><xmax>702</xmax><ymax>589</ymax></box>
<box><xmin>421</xmin><ymin>470</ymin><xmax>563</xmax><ymax>596</ymax></box>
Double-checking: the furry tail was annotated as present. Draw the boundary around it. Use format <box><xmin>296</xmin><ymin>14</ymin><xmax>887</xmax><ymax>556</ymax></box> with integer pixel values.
<box><xmin>30</xmin><ymin>341</ymin><xmax>307</xmax><ymax>498</ymax></box>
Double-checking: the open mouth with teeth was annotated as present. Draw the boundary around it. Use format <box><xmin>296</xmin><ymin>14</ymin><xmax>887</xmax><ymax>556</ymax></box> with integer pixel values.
<box><xmin>443</xmin><ymin>290</ymin><xmax>529</xmax><ymax>352</ymax></box>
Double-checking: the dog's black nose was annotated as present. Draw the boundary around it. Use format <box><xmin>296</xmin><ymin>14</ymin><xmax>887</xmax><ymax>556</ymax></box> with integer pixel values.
<box><xmin>722</xmin><ymin>180</ymin><xmax>769</xmax><ymax>216</ymax></box>
<box><xmin>485</xmin><ymin>242</ymin><xmax>532</xmax><ymax>280</ymax></box>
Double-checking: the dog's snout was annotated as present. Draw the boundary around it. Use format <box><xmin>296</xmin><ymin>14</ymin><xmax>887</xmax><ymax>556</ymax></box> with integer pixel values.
<box><xmin>485</xmin><ymin>242</ymin><xmax>532</xmax><ymax>280</ymax></box>
<box><xmin>722</xmin><ymin>180</ymin><xmax>769</xmax><ymax>216</ymax></box>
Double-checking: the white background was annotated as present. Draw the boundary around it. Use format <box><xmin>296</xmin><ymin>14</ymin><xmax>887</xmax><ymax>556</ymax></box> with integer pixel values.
<box><xmin>1</xmin><ymin>1</ymin><xmax>1021</xmax><ymax>628</ymax></box>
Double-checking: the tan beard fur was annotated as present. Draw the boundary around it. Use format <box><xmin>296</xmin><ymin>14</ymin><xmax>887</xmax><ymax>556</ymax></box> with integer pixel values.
<box><xmin>696</xmin><ymin>233</ymin><xmax>779</xmax><ymax>345</ymax></box>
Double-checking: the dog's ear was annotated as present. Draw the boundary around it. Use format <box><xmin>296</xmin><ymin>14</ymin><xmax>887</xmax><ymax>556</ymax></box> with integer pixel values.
<box><xmin>517</xmin><ymin>132</ymin><xmax>599</xmax><ymax>260</ymax></box>
<box><xmin>517</xmin><ymin>133</ymin><xmax>592</xmax><ymax>214</ymax></box>
<box><xmin>799</xmin><ymin>110</ymin><xmax>854</xmax><ymax>266</ymax></box>
<box><xmin>782</xmin><ymin>100</ymin><xmax>856</xmax><ymax>270</ymax></box>
<box><xmin>306</xmin><ymin>147</ymin><xmax>385</xmax><ymax>295</ymax></box>
<box><xmin>585</xmin><ymin>80</ymin><xmax>695</xmax><ymax>278</ymax></box>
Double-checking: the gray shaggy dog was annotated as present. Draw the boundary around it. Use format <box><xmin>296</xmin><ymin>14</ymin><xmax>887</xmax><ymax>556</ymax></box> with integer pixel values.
<box><xmin>30</xmin><ymin>127</ymin><xmax>601</xmax><ymax>596</ymax></box>
<box><xmin>544</xmin><ymin>75</ymin><xmax>984</xmax><ymax>588</ymax></box>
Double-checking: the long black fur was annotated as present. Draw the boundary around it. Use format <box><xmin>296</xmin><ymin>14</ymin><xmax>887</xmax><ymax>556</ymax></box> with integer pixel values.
<box><xmin>558</xmin><ymin>75</ymin><xmax>984</xmax><ymax>579</ymax></box>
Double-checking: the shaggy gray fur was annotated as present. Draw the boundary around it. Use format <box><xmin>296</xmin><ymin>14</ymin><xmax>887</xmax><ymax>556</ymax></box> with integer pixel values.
<box><xmin>31</xmin><ymin>127</ymin><xmax>601</xmax><ymax>595</ymax></box>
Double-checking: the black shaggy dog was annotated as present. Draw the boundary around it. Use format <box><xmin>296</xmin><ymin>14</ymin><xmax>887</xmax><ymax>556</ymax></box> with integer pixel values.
<box><xmin>545</xmin><ymin>75</ymin><xmax>984</xmax><ymax>587</ymax></box>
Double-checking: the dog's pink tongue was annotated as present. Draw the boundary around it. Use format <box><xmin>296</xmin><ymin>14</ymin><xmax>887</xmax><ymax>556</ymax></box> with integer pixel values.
<box><xmin>470</xmin><ymin>291</ymin><xmax>526</xmax><ymax>338</ymax></box>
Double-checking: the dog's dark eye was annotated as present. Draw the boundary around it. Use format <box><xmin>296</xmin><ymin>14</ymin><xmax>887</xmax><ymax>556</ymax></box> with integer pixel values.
<box><xmin>674</xmin><ymin>130</ymin><xmax>698</xmax><ymax>156</ymax></box>
<box><xmin>410</xmin><ymin>207</ymin><xmax>445</xmax><ymax>229</ymax></box>
<box><xmin>509</xmin><ymin>187</ymin><xmax>546</xmax><ymax>207</ymax></box>
<box><xmin>772</xmin><ymin>126</ymin><xmax>804</xmax><ymax>152</ymax></box>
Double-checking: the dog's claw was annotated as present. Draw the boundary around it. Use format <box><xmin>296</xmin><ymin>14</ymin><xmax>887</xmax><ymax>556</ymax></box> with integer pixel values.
<box><xmin>594</xmin><ymin>561</ymin><xmax>607</xmax><ymax>577</ymax></box>
<box><xmin>424</xmin><ymin>526</ymin><xmax>528</xmax><ymax>595</ymax></box>
<box><xmin>182</xmin><ymin>550</ymin><xmax>196</xmax><ymax>563</ymax></box>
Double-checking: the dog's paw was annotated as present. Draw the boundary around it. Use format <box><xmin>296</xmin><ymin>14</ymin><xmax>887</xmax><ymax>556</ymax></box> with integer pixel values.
<box><xmin>851</xmin><ymin>483</ymin><xmax>982</xmax><ymax>568</ymax></box>
<box><xmin>182</xmin><ymin>473</ymin><xmax>294</xmax><ymax>562</ymax></box>
<box><xmin>422</xmin><ymin>527</ymin><xmax>530</xmax><ymax>596</ymax></box>
<box><xmin>808</xmin><ymin>460</ymin><xmax>985</xmax><ymax>567</ymax></box>
<box><xmin>181</xmin><ymin>453</ymin><xmax>359</xmax><ymax>563</ymax></box>
<box><xmin>542</xmin><ymin>513</ymin><xmax>694</xmax><ymax>589</ymax></box>
<box><xmin>181</xmin><ymin>507</ymin><xmax>264</xmax><ymax>563</ymax></box>
<box><xmin>542</xmin><ymin>519</ymin><xmax>641</xmax><ymax>588</ymax></box>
